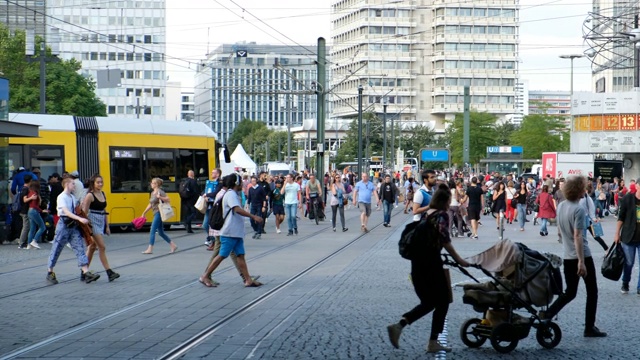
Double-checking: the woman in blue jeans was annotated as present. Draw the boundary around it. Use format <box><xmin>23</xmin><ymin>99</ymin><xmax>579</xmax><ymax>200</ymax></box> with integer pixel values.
<box><xmin>141</xmin><ymin>178</ymin><xmax>178</xmax><ymax>254</ymax></box>
<box><xmin>514</xmin><ymin>181</ymin><xmax>528</xmax><ymax>231</ymax></box>
<box><xmin>283</xmin><ymin>174</ymin><xmax>301</xmax><ymax>236</ymax></box>
<box><xmin>26</xmin><ymin>181</ymin><xmax>46</xmax><ymax>249</ymax></box>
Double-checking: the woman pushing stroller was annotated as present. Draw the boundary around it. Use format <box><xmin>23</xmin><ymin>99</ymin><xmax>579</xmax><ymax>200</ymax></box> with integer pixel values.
<box><xmin>387</xmin><ymin>183</ymin><xmax>469</xmax><ymax>353</ymax></box>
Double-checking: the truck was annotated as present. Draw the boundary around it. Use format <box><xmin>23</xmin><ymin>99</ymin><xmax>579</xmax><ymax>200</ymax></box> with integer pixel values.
<box><xmin>541</xmin><ymin>152</ymin><xmax>594</xmax><ymax>179</ymax></box>
<box><xmin>262</xmin><ymin>162</ymin><xmax>293</xmax><ymax>177</ymax></box>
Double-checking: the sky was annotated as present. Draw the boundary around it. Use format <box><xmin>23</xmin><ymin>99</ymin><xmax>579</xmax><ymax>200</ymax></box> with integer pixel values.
<box><xmin>165</xmin><ymin>0</ymin><xmax>594</xmax><ymax>92</ymax></box>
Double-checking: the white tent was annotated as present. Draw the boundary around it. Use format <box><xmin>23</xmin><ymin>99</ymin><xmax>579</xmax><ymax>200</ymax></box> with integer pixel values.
<box><xmin>230</xmin><ymin>144</ymin><xmax>257</xmax><ymax>174</ymax></box>
<box><xmin>219</xmin><ymin>148</ymin><xmax>243</xmax><ymax>176</ymax></box>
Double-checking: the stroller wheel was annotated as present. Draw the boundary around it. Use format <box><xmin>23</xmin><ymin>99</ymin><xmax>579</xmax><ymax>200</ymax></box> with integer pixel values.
<box><xmin>490</xmin><ymin>323</ymin><xmax>519</xmax><ymax>353</ymax></box>
<box><xmin>536</xmin><ymin>321</ymin><xmax>562</xmax><ymax>349</ymax></box>
<box><xmin>460</xmin><ymin>318</ymin><xmax>488</xmax><ymax>348</ymax></box>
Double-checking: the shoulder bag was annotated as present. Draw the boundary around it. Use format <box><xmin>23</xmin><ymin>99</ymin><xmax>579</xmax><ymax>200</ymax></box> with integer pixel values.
<box><xmin>159</xmin><ymin>199</ymin><xmax>175</xmax><ymax>222</ymax></box>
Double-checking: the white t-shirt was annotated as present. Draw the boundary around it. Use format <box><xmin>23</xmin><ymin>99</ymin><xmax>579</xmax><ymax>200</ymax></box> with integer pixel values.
<box><xmin>412</xmin><ymin>184</ymin><xmax>432</xmax><ymax>222</ymax></box>
<box><xmin>284</xmin><ymin>182</ymin><xmax>301</xmax><ymax>205</ymax></box>
<box><xmin>450</xmin><ymin>188</ymin><xmax>460</xmax><ymax>207</ymax></box>
<box><xmin>72</xmin><ymin>178</ymin><xmax>86</xmax><ymax>203</ymax></box>
<box><xmin>219</xmin><ymin>190</ymin><xmax>245</xmax><ymax>238</ymax></box>
<box><xmin>57</xmin><ymin>192</ymin><xmax>75</xmax><ymax>216</ymax></box>
<box><xmin>506</xmin><ymin>187</ymin><xmax>516</xmax><ymax>200</ymax></box>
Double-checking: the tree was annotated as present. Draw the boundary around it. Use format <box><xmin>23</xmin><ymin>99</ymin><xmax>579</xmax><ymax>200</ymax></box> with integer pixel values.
<box><xmin>402</xmin><ymin>124</ymin><xmax>438</xmax><ymax>159</ymax></box>
<box><xmin>266</xmin><ymin>130</ymin><xmax>297</xmax><ymax>162</ymax></box>
<box><xmin>335</xmin><ymin>112</ymin><xmax>383</xmax><ymax>165</ymax></box>
<box><xmin>443</xmin><ymin>111</ymin><xmax>499</xmax><ymax>165</ymax></box>
<box><xmin>510</xmin><ymin>113</ymin><xmax>569</xmax><ymax>159</ymax></box>
<box><xmin>495</xmin><ymin>122</ymin><xmax>518</xmax><ymax>145</ymax></box>
<box><xmin>228</xmin><ymin>119</ymin><xmax>269</xmax><ymax>150</ymax></box>
<box><xmin>0</xmin><ymin>26</ymin><xmax>106</xmax><ymax>116</ymax></box>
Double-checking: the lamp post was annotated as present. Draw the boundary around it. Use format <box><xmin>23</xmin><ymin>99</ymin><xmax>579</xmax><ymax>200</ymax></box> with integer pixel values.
<box><xmin>559</xmin><ymin>54</ymin><xmax>584</xmax><ymax>109</ymax></box>
<box><xmin>382</xmin><ymin>99</ymin><xmax>388</xmax><ymax>171</ymax></box>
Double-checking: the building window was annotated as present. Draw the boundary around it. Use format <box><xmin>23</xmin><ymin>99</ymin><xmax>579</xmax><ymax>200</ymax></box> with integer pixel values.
<box><xmin>108</xmin><ymin>106</ymin><xmax>116</xmax><ymax>114</ymax></box>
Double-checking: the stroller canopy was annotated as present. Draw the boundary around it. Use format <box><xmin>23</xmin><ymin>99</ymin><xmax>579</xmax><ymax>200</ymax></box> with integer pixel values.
<box><xmin>465</xmin><ymin>240</ymin><xmax>521</xmax><ymax>273</ymax></box>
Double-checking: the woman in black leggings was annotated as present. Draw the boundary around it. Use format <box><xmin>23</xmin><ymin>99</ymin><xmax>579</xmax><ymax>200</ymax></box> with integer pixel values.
<box><xmin>386</xmin><ymin>184</ymin><xmax>469</xmax><ymax>353</ymax></box>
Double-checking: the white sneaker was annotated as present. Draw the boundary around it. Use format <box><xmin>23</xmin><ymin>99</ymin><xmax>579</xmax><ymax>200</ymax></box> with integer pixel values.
<box><xmin>29</xmin><ymin>241</ymin><xmax>41</xmax><ymax>249</ymax></box>
<box><xmin>66</xmin><ymin>243</ymin><xmax>72</xmax><ymax>250</ymax></box>
<box><xmin>276</xmin><ymin>228</ymin><xmax>281</xmax><ymax>234</ymax></box>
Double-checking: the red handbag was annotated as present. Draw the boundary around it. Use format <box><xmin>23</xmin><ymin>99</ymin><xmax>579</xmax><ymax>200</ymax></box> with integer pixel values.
<box><xmin>132</xmin><ymin>216</ymin><xmax>146</xmax><ymax>230</ymax></box>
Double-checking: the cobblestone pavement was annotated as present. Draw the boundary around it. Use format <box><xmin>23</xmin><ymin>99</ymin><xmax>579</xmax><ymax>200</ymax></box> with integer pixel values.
<box><xmin>0</xmin><ymin>209</ymin><xmax>637</xmax><ymax>360</ymax></box>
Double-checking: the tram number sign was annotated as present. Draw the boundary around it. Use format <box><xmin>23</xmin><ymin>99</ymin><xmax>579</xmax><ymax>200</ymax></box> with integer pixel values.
<box><xmin>603</xmin><ymin>115</ymin><xmax>620</xmax><ymax>130</ymax></box>
<box><xmin>620</xmin><ymin>114</ymin><xmax>638</xmax><ymax>130</ymax></box>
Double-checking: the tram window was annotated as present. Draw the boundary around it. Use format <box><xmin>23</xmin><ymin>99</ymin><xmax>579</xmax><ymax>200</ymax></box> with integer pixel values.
<box><xmin>194</xmin><ymin>150</ymin><xmax>209</xmax><ymax>181</ymax></box>
<box><xmin>146</xmin><ymin>150</ymin><xmax>176</xmax><ymax>192</ymax></box>
<box><xmin>8</xmin><ymin>145</ymin><xmax>23</xmax><ymax>180</ymax></box>
<box><xmin>177</xmin><ymin>149</ymin><xmax>209</xmax><ymax>190</ymax></box>
<box><xmin>30</xmin><ymin>146</ymin><xmax>64</xmax><ymax>179</ymax></box>
<box><xmin>177</xmin><ymin>149</ymin><xmax>194</xmax><ymax>179</ymax></box>
<box><xmin>111</xmin><ymin>149</ymin><xmax>143</xmax><ymax>192</ymax></box>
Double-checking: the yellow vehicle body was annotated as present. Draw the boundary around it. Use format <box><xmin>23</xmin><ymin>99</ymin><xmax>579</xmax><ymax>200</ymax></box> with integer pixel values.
<box><xmin>8</xmin><ymin>114</ymin><xmax>217</xmax><ymax>229</ymax></box>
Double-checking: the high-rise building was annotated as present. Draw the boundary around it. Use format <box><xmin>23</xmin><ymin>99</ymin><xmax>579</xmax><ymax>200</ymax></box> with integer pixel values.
<box><xmin>194</xmin><ymin>42</ymin><xmax>321</xmax><ymax>143</ymax></box>
<box><xmin>330</xmin><ymin>0</ymin><xmax>519</xmax><ymax>131</ymax></box>
<box><xmin>528</xmin><ymin>90</ymin><xmax>571</xmax><ymax>118</ymax></box>
<box><xmin>0</xmin><ymin>0</ymin><xmax>46</xmax><ymax>38</ymax></box>
<box><xmin>47</xmin><ymin>0</ymin><xmax>167</xmax><ymax>120</ymax></box>
<box><xmin>512</xmin><ymin>80</ymin><xmax>529</xmax><ymax>124</ymax></box>
<box><xmin>180</xmin><ymin>91</ymin><xmax>195</xmax><ymax>122</ymax></box>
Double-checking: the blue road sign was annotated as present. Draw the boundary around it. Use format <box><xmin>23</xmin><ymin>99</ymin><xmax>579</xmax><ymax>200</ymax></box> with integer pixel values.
<box><xmin>420</xmin><ymin>149</ymin><xmax>449</xmax><ymax>162</ymax></box>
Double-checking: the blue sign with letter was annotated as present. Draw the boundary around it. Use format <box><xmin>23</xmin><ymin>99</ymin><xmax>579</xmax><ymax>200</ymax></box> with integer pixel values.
<box><xmin>487</xmin><ymin>146</ymin><xmax>523</xmax><ymax>154</ymax></box>
<box><xmin>421</xmin><ymin>149</ymin><xmax>449</xmax><ymax>162</ymax></box>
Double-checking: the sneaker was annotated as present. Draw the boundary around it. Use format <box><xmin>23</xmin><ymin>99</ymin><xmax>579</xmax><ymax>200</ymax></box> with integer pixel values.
<box><xmin>108</xmin><ymin>271</ymin><xmax>120</xmax><ymax>282</ymax></box>
<box><xmin>83</xmin><ymin>271</ymin><xmax>100</xmax><ymax>284</ymax></box>
<box><xmin>252</xmin><ymin>233</ymin><xmax>258</xmax><ymax>239</ymax></box>
<box><xmin>29</xmin><ymin>241</ymin><xmax>41</xmax><ymax>249</ymax></box>
<box><xmin>66</xmin><ymin>243</ymin><xmax>72</xmax><ymax>250</ymax></box>
<box><xmin>472</xmin><ymin>235</ymin><xmax>479</xmax><ymax>240</ymax></box>
<box><xmin>46</xmin><ymin>272</ymin><xmax>58</xmax><ymax>284</ymax></box>
<box><xmin>287</xmin><ymin>231</ymin><xmax>293</xmax><ymax>236</ymax></box>
<box><xmin>387</xmin><ymin>323</ymin><xmax>403</xmax><ymax>349</ymax></box>
<box><xmin>427</xmin><ymin>340</ymin><xmax>452</xmax><ymax>353</ymax></box>
<box><xmin>80</xmin><ymin>271</ymin><xmax>86</xmax><ymax>282</ymax></box>
<box><xmin>255</xmin><ymin>234</ymin><xmax>261</xmax><ymax>239</ymax></box>
<box><xmin>294</xmin><ymin>228</ymin><xmax>298</xmax><ymax>235</ymax></box>
<box><xmin>276</xmin><ymin>228</ymin><xmax>281</xmax><ymax>234</ymax></box>
<box><xmin>342</xmin><ymin>228</ymin><xmax>348</xmax><ymax>232</ymax></box>
<box><xmin>621</xmin><ymin>283</ymin><xmax>629</xmax><ymax>294</ymax></box>
<box><xmin>584</xmin><ymin>326</ymin><xmax>607</xmax><ymax>338</ymax></box>
<box><xmin>18</xmin><ymin>245</ymin><xmax>27</xmax><ymax>249</ymax></box>
<box><xmin>333</xmin><ymin>228</ymin><xmax>336</xmax><ymax>232</ymax></box>
<box><xmin>204</xmin><ymin>240</ymin><xmax>212</xmax><ymax>246</ymax></box>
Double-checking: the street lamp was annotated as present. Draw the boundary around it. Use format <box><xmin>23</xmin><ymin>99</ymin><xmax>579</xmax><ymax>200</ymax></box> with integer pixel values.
<box><xmin>559</xmin><ymin>54</ymin><xmax>584</xmax><ymax>110</ymax></box>
<box><xmin>357</xmin><ymin>85</ymin><xmax>364</xmax><ymax>179</ymax></box>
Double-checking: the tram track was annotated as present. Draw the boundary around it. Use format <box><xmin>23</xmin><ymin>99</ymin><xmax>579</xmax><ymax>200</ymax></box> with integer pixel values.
<box><xmin>0</xmin><ymin>208</ymin><xmax>407</xmax><ymax>360</ymax></box>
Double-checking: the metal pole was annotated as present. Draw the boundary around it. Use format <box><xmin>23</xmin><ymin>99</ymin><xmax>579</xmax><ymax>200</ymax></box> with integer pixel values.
<box><xmin>316</xmin><ymin>37</ymin><xmax>326</xmax><ymax>178</ymax></box>
<box><xmin>136</xmin><ymin>97</ymin><xmax>141</xmax><ymax>119</ymax></box>
<box><xmin>39</xmin><ymin>42</ymin><xmax>46</xmax><ymax>114</ymax></box>
<box><xmin>287</xmin><ymin>93</ymin><xmax>291</xmax><ymax>164</ymax></box>
<box><xmin>635</xmin><ymin>15</ymin><xmax>639</xmax><ymax>88</ymax></box>
<box><xmin>570</xmin><ymin>57</ymin><xmax>574</xmax><ymax>98</ymax></box>
<box><xmin>357</xmin><ymin>85</ymin><xmax>364</xmax><ymax>180</ymax></box>
<box><xmin>463</xmin><ymin>86</ymin><xmax>471</xmax><ymax>166</ymax></box>
<box><xmin>383</xmin><ymin>103</ymin><xmax>387</xmax><ymax>170</ymax></box>
<box><xmin>390</xmin><ymin>115</ymin><xmax>394</xmax><ymax>172</ymax></box>
<box><xmin>307</xmin><ymin>129</ymin><xmax>311</xmax><ymax>171</ymax></box>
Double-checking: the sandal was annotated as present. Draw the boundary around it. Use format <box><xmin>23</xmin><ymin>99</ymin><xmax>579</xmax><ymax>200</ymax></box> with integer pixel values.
<box><xmin>141</xmin><ymin>251</ymin><xmax>153</xmax><ymax>254</ymax></box>
<box><xmin>245</xmin><ymin>281</ymin><xmax>263</xmax><ymax>288</ymax></box>
<box><xmin>199</xmin><ymin>276</ymin><xmax>216</xmax><ymax>287</ymax></box>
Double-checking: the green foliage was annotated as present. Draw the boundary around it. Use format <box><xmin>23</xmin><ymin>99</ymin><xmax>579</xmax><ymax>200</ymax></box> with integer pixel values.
<box><xmin>335</xmin><ymin>112</ymin><xmax>384</xmax><ymax>165</ymax></box>
<box><xmin>228</xmin><ymin>119</ymin><xmax>297</xmax><ymax>165</ymax></box>
<box><xmin>495</xmin><ymin>122</ymin><xmax>518</xmax><ymax>145</ymax></box>
<box><xmin>0</xmin><ymin>25</ymin><xmax>106</xmax><ymax>116</ymax></box>
<box><xmin>444</xmin><ymin>111</ymin><xmax>499</xmax><ymax>165</ymax></box>
<box><xmin>510</xmin><ymin>113</ymin><xmax>570</xmax><ymax>159</ymax></box>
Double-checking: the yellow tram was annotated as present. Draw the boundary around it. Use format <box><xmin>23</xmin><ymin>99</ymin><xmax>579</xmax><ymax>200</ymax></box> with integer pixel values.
<box><xmin>8</xmin><ymin>113</ymin><xmax>217</xmax><ymax>229</ymax></box>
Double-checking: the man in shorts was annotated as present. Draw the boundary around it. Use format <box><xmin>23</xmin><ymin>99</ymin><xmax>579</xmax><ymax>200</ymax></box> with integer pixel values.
<box><xmin>466</xmin><ymin>176</ymin><xmax>485</xmax><ymax>239</ymax></box>
<box><xmin>353</xmin><ymin>172</ymin><xmax>379</xmax><ymax>233</ymax></box>
<box><xmin>198</xmin><ymin>174</ymin><xmax>263</xmax><ymax>287</ymax></box>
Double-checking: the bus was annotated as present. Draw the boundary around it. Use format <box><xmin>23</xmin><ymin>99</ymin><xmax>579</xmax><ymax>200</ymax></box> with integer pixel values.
<box><xmin>8</xmin><ymin>113</ymin><xmax>217</xmax><ymax>230</ymax></box>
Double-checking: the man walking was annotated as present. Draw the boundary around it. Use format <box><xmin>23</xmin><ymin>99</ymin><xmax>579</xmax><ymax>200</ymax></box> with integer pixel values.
<box><xmin>542</xmin><ymin>175</ymin><xmax>606</xmax><ymax>338</ymax></box>
<box><xmin>247</xmin><ymin>176</ymin><xmax>267</xmax><ymax>239</ymax></box>
<box><xmin>465</xmin><ymin>177</ymin><xmax>485</xmax><ymax>239</ymax></box>
<box><xmin>378</xmin><ymin>174</ymin><xmax>399</xmax><ymax>227</ymax></box>
<box><xmin>180</xmin><ymin>170</ymin><xmax>199</xmax><ymax>233</ymax></box>
<box><xmin>412</xmin><ymin>169</ymin><xmax>437</xmax><ymax>222</ymax></box>
<box><xmin>614</xmin><ymin>177</ymin><xmax>640</xmax><ymax>295</ymax></box>
<box><xmin>17</xmin><ymin>174</ymin><xmax>32</xmax><ymax>249</ymax></box>
<box><xmin>353</xmin><ymin>172</ymin><xmax>379</xmax><ymax>233</ymax></box>
<box><xmin>258</xmin><ymin>171</ymin><xmax>272</xmax><ymax>233</ymax></box>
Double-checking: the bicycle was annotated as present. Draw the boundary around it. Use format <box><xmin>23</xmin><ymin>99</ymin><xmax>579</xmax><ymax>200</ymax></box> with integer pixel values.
<box><xmin>308</xmin><ymin>195</ymin><xmax>324</xmax><ymax>225</ymax></box>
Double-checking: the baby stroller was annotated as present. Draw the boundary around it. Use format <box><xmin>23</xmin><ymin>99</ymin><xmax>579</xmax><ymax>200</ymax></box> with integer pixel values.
<box><xmin>444</xmin><ymin>240</ymin><xmax>564</xmax><ymax>354</ymax></box>
<box><xmin>483</xmin><ymin>190</ymin><xmax>494</xmax><ymax>216</ymax></box>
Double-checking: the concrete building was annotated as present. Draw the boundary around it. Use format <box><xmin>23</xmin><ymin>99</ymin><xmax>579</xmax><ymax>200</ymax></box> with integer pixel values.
<box><xmin>180</xmin><ymin>90</ymin><xmax>194</xmax><ymax>122</ymax></box>
<box><xmin>0</xmin><ymin>0</ymin><xmax>46</xmax><ymax>38</ymax></box>
<box><xmin>47</xmin><ymin>0</ymin><xmax>167</xmax><ymax>120</ymax></box>
<box><xmin>165</xmin><ymin>81</ymin><xmax>182</xmax><ymax>121</ymax></box>
<box><xmin>194</xmin><ymin>42</ymin><xmax>321</xmax><ymax>143</ymax></box>
<box><xmin>511</xmin><ymin>80</ymin><xmax>529</xmax><ymax>124</ymax></box>
<box><xmin>528</xmin><ymin>90</ymin><xmax>570</xmax><ymax>118</ymax></box>
<box><xmin>329</xmin><ymin>0</ymin><xmax>519</xmax><ymax>131</ymax></box>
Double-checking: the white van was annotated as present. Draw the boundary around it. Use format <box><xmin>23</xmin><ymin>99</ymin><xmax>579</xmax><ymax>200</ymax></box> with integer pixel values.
<box><xmin>264</xmin><ymin>162</ymin><xmax>292</xmax><ymax>177</ymax></box>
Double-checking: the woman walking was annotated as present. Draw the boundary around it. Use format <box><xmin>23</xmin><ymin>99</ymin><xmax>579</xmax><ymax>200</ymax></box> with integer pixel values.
<box><xmin>403</xmin><ymin>178</ymin><xmax>416</xmax><ymax>214</ymax></box>
<box><xmin>492</xmin><ymin>182</ymin><xmax>507</xmax><ymax>229</ymax></box>
<box><xmin>330</xmin><ymin>174</ymin><xmax>348</xmax><ymax>232</ymax></box>
<box><xmin>141</xmin><ymin>178</ymin><xmax>178</xmax><ymax>254</ymax></box>
<box><xmin>386</xmin><ymin>184</ymin><xmax>469</xmax><ymax>352</ymax></box>
<box><xmin>536</xmin><ymin>184</ymin><xmax>556</xmax><ymax>236</ymax></box>
<box><xmin>272</xmin><ymin>179</ymin><xmax>285</xmax><ymax>234</ymax></box>
<box><xmin>513</xmin><ymin>181</ymin><xmax>528</xmax><ymax>231</ymax></box>
<box><xmin>82</xmin><ymin>174</ymin><xmax>120</xmax><ymax>281</ymax></box>
<box><xmin>594</xmin><ymin>181</ymin><xmax>606</xmax><ymax>218</ymax></box>
<box><xmin>505</xmin><ymin>180</ymin><xmax>517</xmax><ymax>224</ymax></box>
<box><xmin>26</xmin><ymin>181</ymin><xmax>46</xmax><ymax>249</ymax></box>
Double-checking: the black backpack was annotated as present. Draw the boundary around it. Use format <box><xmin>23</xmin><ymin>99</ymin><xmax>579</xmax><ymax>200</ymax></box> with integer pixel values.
<box><xmin>179</xmin><ymin>179</ymin><xmax>190</xmax><ymax>199</ymax></box>
<box><xmin>398</xmin><ymin>220</ymin><xmax>420</xmax><ymax>260</ymax></box>
<box><xmin>209</xmin><ymin>190</ymin><xmax>233</xmax><ymax>231</ymax></box>
<box><xmin>398</xmin><ymin>211</ymin><xmax>437</xmax><ymax>260</ymax></box>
